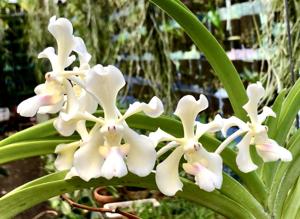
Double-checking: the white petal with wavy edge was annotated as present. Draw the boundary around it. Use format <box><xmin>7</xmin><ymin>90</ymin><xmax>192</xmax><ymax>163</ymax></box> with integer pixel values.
<box><xmin>184</xmin><ymin>148</ymin><xmax>223</xmax><ymax>191</ymax></box>
<box><xmin>236</xmin><ymin>132</ymin><xmax>258</xmax><ymax>172</ymax></box>
<box><xmin>73</xmin><ymin>132</ymin><xmax>104</xmax><ymax>181</ymax></box>
<box><xmin>17</xmin><ymin>95</ymin><xmax>54</xmax><ymax>117</ymax></box>
<box><xmin>258</xmin><ymin>106</ymin><xmax>276</xmax><ymax>124</ymax></box>
<box><xmin>73</xmin><ymin>36</ymin><xmax>91</xmax><ymax>67</ymax></box>
<box><xmin>256</xmin><ymin>139</ymin><xmax>292</xmax><ymax>162</ymax></box>
<box><xmin>54</xmin><ymin>114</ymin><xmax>77</xmax><ymax>136</ymax></box>
<box><xmin>174</xmin><ymin>95</ymin><xmax>208</xmax><ymax>139</ymax></box>
<box><xmin>155</xmin><ymin>147</ymin><xmax>184</xmax><ymax>196</ymax></box>
<box><xmin>123</xmin><ymin>127</ymin><xmax>157</xmax><ymax>176</ymax></box>
<box><xmin>54</xmin><ymin>141</ymin><xmax>81</xmax><ymax>171</ymax></box>
<box><xmin>149</xmin><ymin>128</ymin><xmax>177</xmax><ymax>147</ymax></box>
<box><xmin>48</xmin><ymin>16</ymin><xmax>76</xmax><ymax>71</ymax></box>
<box><xmin>86</xmin><ymin>65</ymin><xmax>125</xmax><ymax>120</ymax></box>
<box><xmin>122</xmin><ymin>96</ymin><xmax>164</xmax><ymax>120</ymax></box>
<box><xmin>100</xmin><ymin>147</ymin><xmax>128</xmax><ymax>179</ymax></box>
<box><xmin>195</xmin><ymin>114</ymin><xmax>223</xmax><ymax>138</ymax></box>
<box><xmin>243</xmin><ymin>82</ymin><xmax>265</xmax><ymax>124</ymax></box>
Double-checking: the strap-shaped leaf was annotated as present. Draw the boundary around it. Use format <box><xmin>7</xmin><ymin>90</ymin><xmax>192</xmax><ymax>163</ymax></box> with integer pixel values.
<box><xmin>268</xmin><ymin>129</ymin><xmax>300</xmax><ymax>216</ymax></box>
<box><xmin>0</xmin><ymin>139</ymin><xmax>75</xmax><ymax>165</ymax></box>
<box><xmin>149</xmin><ymin>0</ymin><xmax>247</xmax><ymax>120</ymax></box>
<box><xmin>282</xmin><ymin>177</ymin><xmax>300</xmax><ymax>219</ymax></box>
<box><xmin>0</xmin><ymin>172</ymin><xmax>257</xmax><ymax>219</ymax></box>
<box><xmin>275</xmin><ymin>78</ymin><xmax>300</xmax><ymax>145</ymax></box>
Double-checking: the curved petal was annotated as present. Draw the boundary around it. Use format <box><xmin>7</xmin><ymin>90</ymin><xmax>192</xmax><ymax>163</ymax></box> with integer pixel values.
<box><xmin>38</xmin><ymin>47</ymin><xmax>57</xmax><ymax>71</ymax></box>
<box><xmin>174</xmin><ymin>95</ymin><xmax>208</xmax><ymax>138</ymax></box>
<box><xmin>149</xmin><ymin>128</ymin><xmax>177</xmax><ymax>147</ymax></box>
<box><xmin>86</xmin><ymin>65</ymin><xmax>125</xmax><ymax>120</ymax></box>
<box><xmin>73</xmin><ymin>132</ymin><xmax>104</xmax><ymax>181</ymax></box>
<box><xmin>122</xmin><ymin>96</ymin><xmax>164</xmax><ymax>120</ymax></box>
<box><xmin>48</xmin><ymin>16</ymin><xmax>76</xmax><ymax>71</ymax></box>
<box><xmin>73</xmin><ymin>36</ymin><xmax>91</xmax><ymax>67</ymax></box>
<box><xmin>53</xmin><ymin>113</ymin><xmax>77</xmax><ymax>136</ymax></box>
<box><xmin>256</xmin><ymin>139</ymin><xmax>292</xmax><ymax>162</ymax></box>
<box><xmin>100</xmin><ymin>147</ymin><xmax>128</xmax><ymax>179</ymax></box>
<box><xmin>221</xmin><ymin>116</ymin><xmax>248</xmax><ymax>137</ymax></box>
<box><xmin>195</xmin><ymin>114</ymin><xmax>223</xmax><ymax>139</ymax></box>
<box><xmin>38</xmin><ymin>98</ymin><xmax>64</xmax><ymax>114</ymax></box>
<box><xmin>185</xmin><ymin>148</ymin><xmax>223</xmax><ymax>191</ymax></box>
<box><xmin>236</xmin><ymin>133</ymin><xmax>258</xmax><ymax>173</ymax></box>
<box><xmin>155</xmin><ymin>147</ymin><xmax>184</xmax><ymax>196</ymax></box>
<box><xmin>243</xmin><ymin>82</ymin><xmax>265</xmax><ymax>124</ymax></box>
<box><xmin>258</xmin><ymin>106</ymin><xmax>276</xmax><ymax>124</ymax></box>
<box><xmin>78</xmin><ymin>89</ymin><xmax>98</xmax><ymax>114</ymax></box>
<box><xmin>17</xmin><ymin>95</ymin><xmax>54</xmax><ymax>117</ymax></box>
<box><xmin>54</xmin><ymin>141</ymin><xmax>81</xmax><ymax>171</ymax></box>
<box><xmin>123</xmin><ymin>127</ymin><xmax>156</xmax><ymax>176</ymax></box>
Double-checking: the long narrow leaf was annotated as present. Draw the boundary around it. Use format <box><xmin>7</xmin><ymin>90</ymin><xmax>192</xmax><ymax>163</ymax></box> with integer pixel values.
<box><xmin>0</xmin><ymin>172</ymin><xmax>255</xmax><ymax>219</ymax></box>
<box><xmin>149</xmin><ymin>0</ymin><xmax>247</xmax><ymax>120</ymax></box>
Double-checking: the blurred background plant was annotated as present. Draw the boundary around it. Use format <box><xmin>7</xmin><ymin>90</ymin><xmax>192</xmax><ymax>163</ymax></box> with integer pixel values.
<box><xmin>1</xmin><ymin>0</ymin><xmax>300</xmax><ymax>218</ymax></box>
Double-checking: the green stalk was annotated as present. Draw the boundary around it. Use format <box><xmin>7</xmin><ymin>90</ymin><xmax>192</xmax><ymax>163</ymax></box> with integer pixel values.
<box><xmin>150</xmin><ymin>0</ymin><xmax>247</xmax><ymax>120</ymax></box>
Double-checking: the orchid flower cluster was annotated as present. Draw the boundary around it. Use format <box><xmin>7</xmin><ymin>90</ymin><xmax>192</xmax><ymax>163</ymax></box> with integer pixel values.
<box><xmin>17</xmin><ymin>16</ymin><xmax>292</xmax><ymax>196</ymax></box>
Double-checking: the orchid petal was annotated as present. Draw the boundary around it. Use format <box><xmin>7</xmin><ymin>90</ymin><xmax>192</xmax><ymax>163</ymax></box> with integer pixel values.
<box><xmin>100</xmin><ymin>147</ymin><xmax>128</xmax><ymax>179</ymax></box>
<box><xmin>236</xmin><ymin>133</ymin><xmax>258</xmax><ymax>172</ymax></box>
<box><xmin>38</xmin><ymin>98</ymin><xmax>64</xmax><ymax>114</ymax></box>
<box><xmin>185</xmin><ymin>148</ymin><xmax>223</xmax><ymax>191</ymax></box>
<box><xmin>122</xmin><ymin>96</ymin><xmax>164</xmax><ymax>120</ymax></box>
<box><xmin>258</xmin><ymin>106</ymin><xmax>276</xmax><ymax>124</ymax></box>
<box><xmin>149</xmin><ymin>128</ymin><xmax>177</xmax><ymax>146</ymax></box>
<box><xmin>17</xmin><ymin>95</ymin><xmax>54</xmax><ymax>117</ymax></box>
<box><xmin>195</xmin><ymin>114</ymin><xmax>223</xmax><ymax>138</ymax></box>
<box><xmin>155</xmin><ymin>147</ymin><xmax>184</xmax><ymax>196</ymax></box>
<box><xmin>243</xmin><ymin>82</ymin><xmax>265</xmax><ymax>124</ymax></box>
<box><xmin>123</xmin><ymin>127</ymin><xmax>156</xmax><ymax>176</ymax></box>
<box><xmin>54</xmin><ymin>141</ymin><xmax>81</xmax><ymax>171</ymax></box>
<box><xmin>174</xmin><ymin>95</ymin><xmax>208</xmax><ymax>138</ymax></box>
<box><xmin>222</xmin><ymin>116</ymin><xmax>248</xmax><ymax>137</ymax></box>
<box><xmin>73</xmin><ymin>36</ymin><xmax>91</xmax><ymax>67</ymax></box>
<box><xmin>53</xmin><ymin>113</ymin><xmax>77</xmax><ymax>136</ymax></box>
<box><xmin>86</xmin><ymin>65</ymin><xmax>125</xmax><ymax>120</ymax></box>
<box><xmin>48</xmin><ymin>16</ymin><xmax>76</xmax><ymax>71</ymax></box>
<box><xmin>38</xmin><ymin>47</ymin><xmax>57</xmax><ymax>71</ymax></box>
<box><xmin>73</xmin><ymin>132</ymin><xmax>104</xmax><ymax>181</ymax></box>
<box><xmin>256</xmin><ymin>139</ymin><xmax>292</xmax><ymax>162</ymax></box>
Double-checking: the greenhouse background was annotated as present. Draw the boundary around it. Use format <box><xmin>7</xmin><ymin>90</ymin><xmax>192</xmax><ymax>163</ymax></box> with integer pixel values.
<box><xmin>0</xmin><ymin>0</ymin><xmax>299</xmax><ymax>218</ymax></box>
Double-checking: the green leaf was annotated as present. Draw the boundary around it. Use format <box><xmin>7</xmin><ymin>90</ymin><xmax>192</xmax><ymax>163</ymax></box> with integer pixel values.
<box><xmin>268</xmin><ymin>129</ymin><xmax>300</xmax><ymax>217</ymax></box>
<box><xmin>0</xmin><ymin>119</ymin><xmax>56</xmax><ymax>147</ymax></box>
<box><xmin>0</xmin><ymin>139</ymin><xmax>76</xmax><ymax>165</ymax></box>
<box><xmin>265</xmin><ymin>89</ymin><xmax>287</xmax><ymax>139</ymax></box>
<box><xmin>149</xmin><ymin>0</ymin><xmax>247</xmax><ymax>120</ymax></box>
<box><xmin>275</xmin><ymin>78</ymin><xmax>300</xmax><ymax>145</ymax></box>
<box><xmin>282</xmin><ymin>177</ymin><xmax>300</xmax><ymax>219</ymax></box>
<box><xmin>0</xmin><ymin>172</ymin><xmax>256</xmax><ymax>219</ymax></box>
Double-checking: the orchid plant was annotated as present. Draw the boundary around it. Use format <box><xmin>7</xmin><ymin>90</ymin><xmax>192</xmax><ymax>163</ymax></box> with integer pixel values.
<box><xmin>0</xmin><ymin>1</ymin><xmax>300</xmax><ymax>219</ymax></box>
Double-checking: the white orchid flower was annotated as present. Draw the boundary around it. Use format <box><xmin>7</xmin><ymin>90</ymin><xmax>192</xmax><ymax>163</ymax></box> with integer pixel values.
<box><xmin>149</xmin><ymin>95</ymin><xmax>223</xmax><ymax>196</ymax></box>
<box><xmin>17</xmin><ymin>16</ymin><xmax>92</xmax><ymax>117</ymax></box>
<box><xmin>58</xmin><ymin>64</ymin><xmax>163</xmax><ymax>181</ymax></box>
<box><xmin>222</xmin><ymin>82</ymin><xmax>292</xmax><ymax>173</ymax></box>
